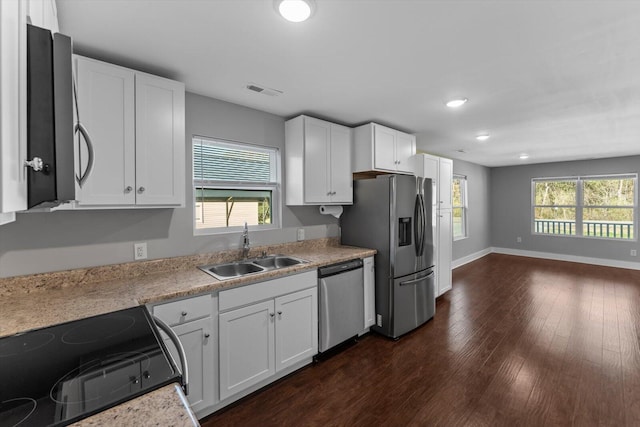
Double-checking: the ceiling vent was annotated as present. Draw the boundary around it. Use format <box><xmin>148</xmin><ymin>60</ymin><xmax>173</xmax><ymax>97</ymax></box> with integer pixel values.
<box><xmin>246</xmin><ymin>82</ymin><xmax>283</xmax><ymax>97</ymax></box>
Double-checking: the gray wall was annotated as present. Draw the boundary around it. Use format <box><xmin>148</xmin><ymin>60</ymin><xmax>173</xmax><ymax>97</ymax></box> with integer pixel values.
<box><xmin>491</xmin><ymin>155</ymin><xmax>640</xmax><ymax>262</ymax></box>
<box><xmin>0</xmin><ymin>93</ymin><xmax>338</xmax><ymax>278</ymax></box>
<box><xmin>452</xmin><ymin>158</ymin><xmax>492</xmax><ymax>261</ymax></box>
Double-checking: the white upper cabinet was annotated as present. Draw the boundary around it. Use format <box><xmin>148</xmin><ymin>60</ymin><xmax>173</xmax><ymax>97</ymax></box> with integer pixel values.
<box><xmin>285</xmin><ymin>115</ymin><xmax>353</xmax><ymax>205</ymax></box>
<box><xmin>410</xmin><ymin>153</ymin><xmax>452</xmax><ymax>209</ymax></box>
<box><xmin>0</xmin><ymin>0</ymin><xmax>28</xmax><ymax>225</ymax></box>
<box><xmin>135</xmin><ymin>73</ymin><xmax>185</xmax><ymax>205</ymax></box>
<box><xmin>73</xmin><ymin>56</ymin><xmax>185</xmax><ymax>208</ymax></box>
<box><xmin>353</xmin><ymin>122</ymin><xmax>416</xmax><ymax>174</ymax></box>
<box><xmin>438</xmin><ymin>157</ymin><xmax>453</xmax><ymax>210</ymax></box>
<box><xmin>74</xmin><ymin>57</ymin><xmax>135</xmax><ymax>206</ymax></box>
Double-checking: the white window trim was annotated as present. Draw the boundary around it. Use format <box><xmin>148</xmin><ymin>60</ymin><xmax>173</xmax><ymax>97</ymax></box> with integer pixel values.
<box><xmin>530</xmin><ymin>173</ymin><xmax>637</xmax><ymax>241</ymax></box>
<box><xmin>192</xmin><ymin>136</ymin><xmax>282</xmax><ymax>236</ymax></box>
<box><xmin>453</xmin><ymin>174</ymin><xmax>468</xmax><ymax>241</ymax></box>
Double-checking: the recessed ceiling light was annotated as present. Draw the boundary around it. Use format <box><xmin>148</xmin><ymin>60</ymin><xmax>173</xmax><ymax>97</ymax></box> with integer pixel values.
<box><xmin>519</xmin><ymin>153</ymin><xmax>529</xmax><ymax>160</ymax></box>
<box><xmin>275</xmin><ymin>0</ymin><xmax>315</xmax><ymax>22</ymax></box>
<box><xmin>446</xmin><ymin>98</ymin><xmax>468</xmax><ymax>108</ymax></box>
<box><xmin>476</xmin><ymin>134</ymin><xmax>490</xmax><ymax>141</ymax></box>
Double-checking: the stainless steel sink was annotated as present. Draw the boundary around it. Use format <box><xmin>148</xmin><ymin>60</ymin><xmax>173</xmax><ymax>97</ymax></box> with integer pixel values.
<box><xmin>205</xmin><ymin>262</ymin><xmax>265</xmax><ymax>279</ymax></box>
<box><xmin>198</xmin><ymin>255</ymin><xmax>307</xmax><ymax>280</ymax></box>
<box><xmin>253</xmin><ymin>255</ymin><xmax>304</xmax><ymax>269</ymax></box>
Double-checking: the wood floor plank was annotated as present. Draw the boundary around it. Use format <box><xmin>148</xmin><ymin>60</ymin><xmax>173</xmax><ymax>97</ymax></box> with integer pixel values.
<box><xmin>200</xmin><ymin>254</ymin><xmax>640</xmax><ymax>427</ymax></box>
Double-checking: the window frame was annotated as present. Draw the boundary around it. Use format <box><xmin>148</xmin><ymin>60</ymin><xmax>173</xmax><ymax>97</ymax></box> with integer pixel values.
<box><xmin>192</xmin><ymin>135</ymin><xmax>282</xmax><ymax>236</ymax></box>
<box><xmin>452</xmin><ymin>174</ymin><xmax>468</xmax><ymax>241</ymax></box>
<box><xmin>531</xmin><ymin>173</ymin><xmax>637</xmax><ymax>241</ymax></box>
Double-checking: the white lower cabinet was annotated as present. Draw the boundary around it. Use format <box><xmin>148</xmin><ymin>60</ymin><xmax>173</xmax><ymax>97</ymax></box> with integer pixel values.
<box><xmin>436</xmin><ymin>209</ymin><xmax>453</xmax><ymax>296</ymax></box>
<box><xmin>162</xmin><ymin>317</ymin><xmax>215</xmax><ymax>413</ymax></box>
<box><xmin>219</xmin><ymin>300</ymin><xmax>275</xmax><ymax>400</ymax></box>
<box><xmin>218</xmin><ymin>270</ymin><xmax>318</xmax><ymax>402</ymax></box>
<box><xmin>363</xmin><ymin>256</ymin><xmax>375</xmax><ymax>329</ymax></box>
<box><xmin>151</xmin><ymin>294</ymin><xmax>216</xmax><ymax>414</ymax></box>
<box><xmin>274</xmin><ymin>288</ymin><xmax>318</xmax><ymax>371</ymax></box>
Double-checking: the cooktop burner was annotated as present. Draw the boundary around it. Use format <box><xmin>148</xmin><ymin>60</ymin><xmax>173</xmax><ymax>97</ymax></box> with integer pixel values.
<box><xmin>61</xmin><ymin>314</ymin><xmax>136</xmax><ymax>345</ymax></box>
<box><xmin>0</xmin><ymin>398</ymin><xmax>37</xmax><ymax>427</ymax></box>
<box><xmin>0</xmin><ymin>332</ymin><xmax>55</xmax><ymax>358</ymax></box>
<box><xmin>0</xmin><ymin>307</ymin><xmax>181</xmax><ymax>427</ymax></box>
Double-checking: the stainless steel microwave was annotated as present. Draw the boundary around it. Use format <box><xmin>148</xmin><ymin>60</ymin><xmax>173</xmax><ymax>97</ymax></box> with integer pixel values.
<box><xmin>25</xmin><ymin>23</ymin><xmax>74</xmax><ymax>209</ymax></box>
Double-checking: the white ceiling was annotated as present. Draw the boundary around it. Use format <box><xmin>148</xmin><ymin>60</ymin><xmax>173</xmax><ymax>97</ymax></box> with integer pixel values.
<box><xmin>56</xmin><ymin>0</ymin><xmax>640</xmax><ymax>167</ymax></box>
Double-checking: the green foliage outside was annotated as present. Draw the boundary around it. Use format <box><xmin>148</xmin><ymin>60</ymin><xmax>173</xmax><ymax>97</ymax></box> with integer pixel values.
<box><xmin>534</xmin><ymin>177</ymin><xmax>634</xmax><ymax>239</ymax></box>
<box><xmin>452</xmin><ymin>178</ymin><xmax>465</xmax><ymax>238</ymax></box>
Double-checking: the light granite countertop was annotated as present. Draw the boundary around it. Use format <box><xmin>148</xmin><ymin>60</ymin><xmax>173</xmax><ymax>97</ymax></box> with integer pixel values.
<box><xmin>0</xmin><ymin>238</ymin><xmax>376</xmax><ymax>338</ymax></box>
<box><xmin>70</xmin><ymin>384</ymin><xmax>199</xmax><ymax>427</ymax></box>
<box><xmin>0</xmin><ymin>238</ymin><xmax>375</xmax><ymax>426</ymax></box>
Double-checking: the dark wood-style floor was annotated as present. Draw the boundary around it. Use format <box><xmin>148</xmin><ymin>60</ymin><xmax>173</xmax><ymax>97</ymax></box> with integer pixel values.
<box><xmin>201</xmin><ymin>254</ymin><xmax>640</xmax><ymax>426</ymax></box>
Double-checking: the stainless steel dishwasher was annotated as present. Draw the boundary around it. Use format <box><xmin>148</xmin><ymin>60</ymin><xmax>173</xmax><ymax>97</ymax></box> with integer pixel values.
<box><xmin>318</xmin><ymin>258</ymin><xmax>364</xmax><ymax>353</ymax></box>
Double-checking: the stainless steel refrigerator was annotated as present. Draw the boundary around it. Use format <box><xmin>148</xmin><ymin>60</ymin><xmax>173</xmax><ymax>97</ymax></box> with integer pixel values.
<box><xmin>341</xmin><ymin>174</ymin><xmax>435</xmax><ymax>339</ymax></box>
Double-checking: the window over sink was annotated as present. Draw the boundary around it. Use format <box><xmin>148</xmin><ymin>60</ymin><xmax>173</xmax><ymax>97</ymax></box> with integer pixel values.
<box><xmin>193</xmin><ymin>136</ymin><xmax>281</xmax><ymax>234</ymax></box>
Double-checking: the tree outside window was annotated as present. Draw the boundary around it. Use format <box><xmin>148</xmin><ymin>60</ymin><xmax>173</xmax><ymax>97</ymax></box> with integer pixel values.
<box><xmin>532</xmin><ymin>174</ymin><xmax>636</xmax><ymax>239</ymax></box>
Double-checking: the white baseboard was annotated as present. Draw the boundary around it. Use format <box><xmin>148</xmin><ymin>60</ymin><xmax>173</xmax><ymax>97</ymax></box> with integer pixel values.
<box><xmin>452</xmin><ymin>247</ymin><xmax>492</xmax><ymax>269</ymax></box>
<box><xmin>491</xmin><ymin>247</ymin><xmax>640</xmax><ymax>271</ymax></box>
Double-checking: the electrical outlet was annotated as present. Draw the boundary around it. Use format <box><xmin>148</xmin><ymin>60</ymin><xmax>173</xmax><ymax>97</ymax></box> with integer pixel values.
<box><xmin>376</xmin><ymin>314</ymin><xmax>382</xmax><ymax>327</ymax></box>
<box><xmin>631</xmin><ymin>249</ymin><xmax>637</xmax><ymax>257</ymax></box>
<box><xmin>516</xmin><ymin>236</ymin><xmax>522</xmax><ymax>243</ymax></box>
<box><xmin>297</xmin><ymin>228</ymin><xmax>305</xmax><ymax>241</ymax></box>
<box><xmin>134</xmin><ymin>243</ymin><xmax>147</xmax><ymax>260</ymax></box>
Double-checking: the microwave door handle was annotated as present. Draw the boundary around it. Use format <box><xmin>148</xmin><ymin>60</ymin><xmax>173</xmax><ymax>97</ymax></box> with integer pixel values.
<box><xmin>153</xmin><ymin>316</ymin><xmax>189</xmax><ymax>396</ymax></box>
<box><xmin>74</xmin><ymin>123</ymin><xmax>94</xmax><ymax>187</ymax></box>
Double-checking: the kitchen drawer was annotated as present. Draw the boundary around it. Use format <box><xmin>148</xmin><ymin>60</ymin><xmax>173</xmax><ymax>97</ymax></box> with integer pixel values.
<box><xmin>153</xmin><ymin>294</ymin><xmax>212</xmax><ymax>326</ymax></box>
<box><xmin>219</xmin><ymin>270</ymin><xmax>317</xmax><ymax>312</ymax></box>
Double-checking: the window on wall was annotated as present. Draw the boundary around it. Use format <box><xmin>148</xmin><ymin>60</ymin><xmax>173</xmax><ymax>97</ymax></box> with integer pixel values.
<box><xmin>193</xmin><ymin>137</ymin><xmax>281</xmax><ymax>234</ymax></box>
<box><xmin>532</xmin><ymin>174</ymin><xmax>636</xmax><ymax>240</ymax></box>
<box><xmin>452</xmin><ymin>175</ymin><xmax>467</xmax><ymax>239</ymax></box>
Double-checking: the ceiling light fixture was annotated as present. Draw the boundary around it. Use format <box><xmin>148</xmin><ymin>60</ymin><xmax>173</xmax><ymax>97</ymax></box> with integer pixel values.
<box><xmin>446</xmin><ymin>98</ymin><xmax>468</xmax><ymax>108</ymax></box>
<box><xmin>519</xmin><ymin>153</ymin><xmax>529</xmax><ymax>160</ymax></box>
<box><xmin>476</xmin><ymin>134</ymin><xmax>490</xmax><ymax>142</ymax></box>
<box><xmin>275</xmin><ymin>0</ymin><xmax>315</xmax><ymax>23</ymax></box>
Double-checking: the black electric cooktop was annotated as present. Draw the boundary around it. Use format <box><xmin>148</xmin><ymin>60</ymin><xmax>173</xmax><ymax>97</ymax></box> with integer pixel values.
<box><xmin>0</xmin><ymin>306</ymin><xmax>181</xmax><ymax>427</ymax></box>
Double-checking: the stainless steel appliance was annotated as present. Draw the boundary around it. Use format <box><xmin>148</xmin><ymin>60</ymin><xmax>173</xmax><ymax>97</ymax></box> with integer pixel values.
<box><xmin>318</xmin><ymin>259</ymin><xmax>364</xmax><ymax>353</ymax></box>
<box><xmin>0</xmin><ymin>306</ymin><xmax>186</xmax><ymax>427</ymax></box>
<box><xmin>341</xmin><ymin>174</ymin><xmax>435</xmax><ymax>339</ymax></box>
<box><xmin>25</xmin><ymin>24</ymin><xmax>75</xmax><ymax>209</ymax></box>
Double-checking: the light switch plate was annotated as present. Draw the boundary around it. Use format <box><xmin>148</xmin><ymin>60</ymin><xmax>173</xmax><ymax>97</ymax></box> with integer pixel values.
<box><xmin>297</xmin><ymin>228</ymin><xmax>305</xmax><ymax>241</ymax></box>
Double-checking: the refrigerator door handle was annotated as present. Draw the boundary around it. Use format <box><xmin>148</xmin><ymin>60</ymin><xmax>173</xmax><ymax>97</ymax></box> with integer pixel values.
<box><xmin>415</xmin><ymin>194</ymin><xmax>426</xmax><ymax>257</ymax></box>
<box><xmin>399</xmin><ymin>270</ymin><xmax>435</xmax><ymax>286</ymax></box>
<box><xmin>414</xmin><ymin>194</ymin><xmax>423</xmax><ymax>257</ymax></box>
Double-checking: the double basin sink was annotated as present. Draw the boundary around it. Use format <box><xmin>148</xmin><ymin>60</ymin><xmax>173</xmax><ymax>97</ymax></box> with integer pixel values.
<box><xmin>199</xmin><ymin>254</ymin><xmax>308</xmax><ymax>281</ymax></box>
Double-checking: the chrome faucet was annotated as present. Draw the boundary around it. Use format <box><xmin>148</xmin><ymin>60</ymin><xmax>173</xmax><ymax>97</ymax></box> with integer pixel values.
<box><xmin>242</xmin><ymin>222</ymin><xmax>250</xmax><ymax>259</ymax></box>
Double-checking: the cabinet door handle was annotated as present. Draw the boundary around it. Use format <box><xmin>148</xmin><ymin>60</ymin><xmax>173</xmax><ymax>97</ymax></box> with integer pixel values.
<box><xmin>204</xmin><ymin>332</ymin><xmax>210</xmax><ymax>338</ymax></box>
<box><xmin>181</xmin><ymin>311</ymin><xmax>187</xmax><ymax>316</ymax></box>
<box><xmin>327</xmin><ymin>191</ymin><xmax>331</xmax><ymax>196</ymax></box>
<box><xmin>270</xmin><ymin>312</ymin><xmax>275</xmax><ymax>318</ymax></box>
<box><xmin>277</xmin><ymin>311</ymin><xmax>283</xmax><ymax>316</ymax></box>
<box><xmin>138</xmin><ymin>186</ymin><xmax>145</xmax><ymax>193</ymax></box>
<box><xmin>125</xmin><ymin>186</ymin><xmax>133</xmax><ymax>193</ymax></box>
